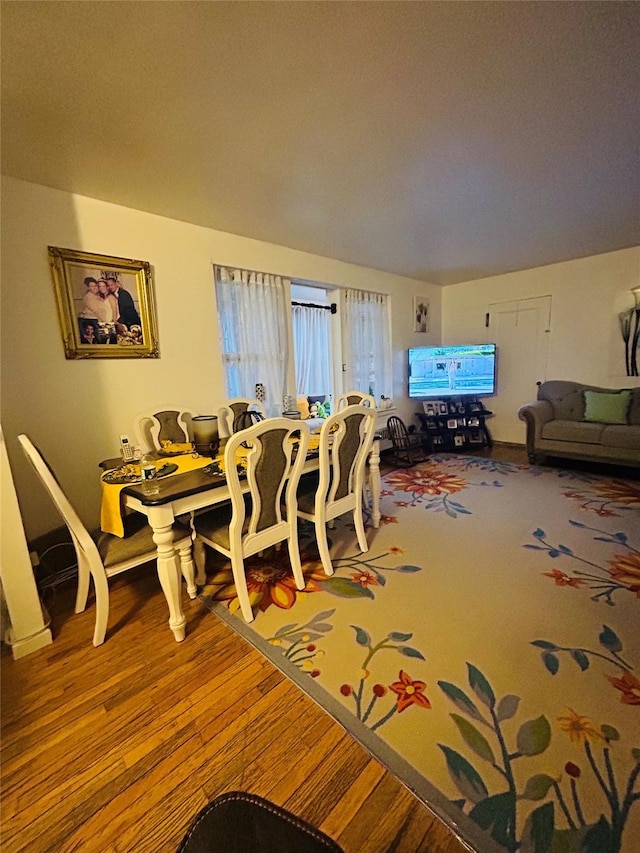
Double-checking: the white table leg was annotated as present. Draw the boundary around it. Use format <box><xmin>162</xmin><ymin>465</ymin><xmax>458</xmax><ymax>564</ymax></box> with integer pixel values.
<box><xmin>148</xmin><ymin>507</ymin><xmax>186</xmax><ymax>642</ymax></box>
<box><xmin>370</xmin><ymin>440</ymin><xmax>381</xmax><ymax>528</ymax></box>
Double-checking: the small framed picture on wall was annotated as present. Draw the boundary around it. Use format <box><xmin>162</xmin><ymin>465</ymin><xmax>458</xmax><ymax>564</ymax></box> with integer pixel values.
<box><xmin>413</xmin><ymin>297</ymin><xmax>430</xmax><ymax>333</ymax></box>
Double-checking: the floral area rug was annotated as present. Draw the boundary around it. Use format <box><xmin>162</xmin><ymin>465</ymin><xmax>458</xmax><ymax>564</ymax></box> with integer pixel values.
<box><xmin>199</xmin><ymin>454</ymin><xmax>640</xmax><ymax>853</ymax></box>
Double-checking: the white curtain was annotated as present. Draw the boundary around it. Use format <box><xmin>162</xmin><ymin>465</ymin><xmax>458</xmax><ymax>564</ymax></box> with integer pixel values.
<box><xmin>292</xmin><ymin>304</ymin><xmax>332</xmax><ymax>396</ymax></box>
<box><xmin>343</xmin><ymin>289</ymin><xmax>391</xmax><ymax>400</ymax></box>
<box><xmin>215</xmin><ymin>266</ymin><xmax>289</xmax><ymax>416</ymax></box>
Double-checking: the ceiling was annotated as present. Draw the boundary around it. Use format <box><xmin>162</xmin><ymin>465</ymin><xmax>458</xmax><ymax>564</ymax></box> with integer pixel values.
<box><xmin>2</xmin><ymin>1</ymin><xmax>639</xmax><ymax>285</ymax></box>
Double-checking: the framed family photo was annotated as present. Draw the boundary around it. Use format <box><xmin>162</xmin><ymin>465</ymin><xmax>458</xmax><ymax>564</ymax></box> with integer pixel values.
<box><xmin>48</xmin><ymin>246</ymin><xmax>159</xmax><ymax>359</ymax></box>
<box><xmin>413</xmin><ymin>297</ymin><xmax>430</xmax><ymax>333</ymax></box>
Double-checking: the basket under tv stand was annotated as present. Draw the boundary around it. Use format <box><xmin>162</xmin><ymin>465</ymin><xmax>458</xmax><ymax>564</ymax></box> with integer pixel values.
<box><xmin>417</xmin><ymin>397</ymin><xmax>493</xmax><ymax>453</ymax></box>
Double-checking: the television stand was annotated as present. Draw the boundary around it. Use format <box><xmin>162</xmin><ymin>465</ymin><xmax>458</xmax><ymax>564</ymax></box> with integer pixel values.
<box><xmin>417</xmin><ymin>398</ymin><xmax>493</xmax><ymax>453</ymax></box>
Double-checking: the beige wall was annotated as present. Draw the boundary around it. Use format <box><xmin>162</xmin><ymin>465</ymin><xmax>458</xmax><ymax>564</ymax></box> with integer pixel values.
<box><xmin>6</xmin><ymin>176</ymin><xmax>635</xmax><ymax>541</ymax></box>
<box><xmin>442</xmin><ymin>247</ymin><xmax>640</xmax><ymax>442</ymax></box>
<box><xmin>1</xmin><ymin>177</ymin><xmax>440</xmax><ymax>540</ymax></box>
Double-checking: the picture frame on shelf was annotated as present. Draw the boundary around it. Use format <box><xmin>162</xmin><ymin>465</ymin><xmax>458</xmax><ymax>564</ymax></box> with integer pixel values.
<box><xmin>438</xmin><ymin>402</ymin><xmax>449</xmax><ymax>415</ymax></box>
<box><xmin>447</xmin><ymin>419</ymin><xmax>458</xmax><ymax>429</ymax></box>
<box><xmin>48</xmin><ymin>246</ymin><xmax>159</xmax><ymax>359</ymax></box>
<box><xmin>454</xmin><ymin>435</ymin><xmax>465</xmax><ymax>447</ymax></box>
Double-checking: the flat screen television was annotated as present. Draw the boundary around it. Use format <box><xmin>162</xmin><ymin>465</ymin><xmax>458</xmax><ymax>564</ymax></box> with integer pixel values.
<box><xmin>408</xmin><ymin>343</ymin><xmax>497</xmax><ymax>399</ymax></box>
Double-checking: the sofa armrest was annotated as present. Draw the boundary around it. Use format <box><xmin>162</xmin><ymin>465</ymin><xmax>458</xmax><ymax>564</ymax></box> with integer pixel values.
<box><xmin>518</xmin><ymin>400</ymin><xmax>554</xmax><ymax>461</ymax></box>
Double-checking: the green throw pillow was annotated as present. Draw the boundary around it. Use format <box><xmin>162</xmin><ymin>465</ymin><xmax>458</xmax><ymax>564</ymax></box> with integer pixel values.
<box><xmin>583</xmin><ymin>390</ymin><xmax>631</xmax><ymax>425</ymax></box>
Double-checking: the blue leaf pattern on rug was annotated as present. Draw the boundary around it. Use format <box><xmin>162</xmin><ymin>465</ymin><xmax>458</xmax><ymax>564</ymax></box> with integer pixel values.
<box><xmin>199</xmin><ymin>454</ymin><xmax>639</xmax><ymax>853</ymax></box>
<box><xmin>526</xmin><ymin>520</ymin><xmax>640</xmax><ymax>604</ymax></box>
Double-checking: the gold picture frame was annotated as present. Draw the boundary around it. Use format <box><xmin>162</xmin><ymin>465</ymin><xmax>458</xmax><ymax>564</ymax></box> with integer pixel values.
<box><xmin>48</xmin><ymin>246</ymin><xmax>159</xmax><ymax>359</ymax></box>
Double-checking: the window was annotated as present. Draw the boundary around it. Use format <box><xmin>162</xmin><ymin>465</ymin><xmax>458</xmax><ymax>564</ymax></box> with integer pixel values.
<box><xmin>215</xmin><ymin>266</ymin><xmax>290</xmax><ymax>415</ymax></box>
<box><xmin>215</xmin><ymin>268</ymin><xmax>391</xmax><ymax>416</ymax></box>
<box><xmin>342</xmin><ymin>289</ymin><xmax>391</xmax><ymax>401</ymax></box>
<box><xmin>291</xmin><ymin>286</ymin><xmax>333</xmax><ymax>398</ymax></box>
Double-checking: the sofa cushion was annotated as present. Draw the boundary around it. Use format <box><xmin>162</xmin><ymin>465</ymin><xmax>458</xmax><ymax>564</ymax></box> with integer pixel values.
<box><xmin>541</xmin><ymin>419</ymin><xmax>605</xmax><ymax>445</ymax></box>
<box><xmin>601</xmin><ymin>424</ymin><xmax>640</xmax><ymax>450</ymax></box>
<box><xmin>539</xmin><ymin>381</ymin><xmax>640</xmax><ymax>424</ymax></box>
<box><xmin>583</xmin><ymin>390</ymin><xmax>631</xmax><ymax>425</ymax></box>
<box><xmin>628</xmin><ymin>390</ymin><xmax>640</xmax><ymax>425</ymax></box>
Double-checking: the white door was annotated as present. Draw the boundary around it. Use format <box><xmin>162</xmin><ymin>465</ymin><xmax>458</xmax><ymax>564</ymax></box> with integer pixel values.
<box><xmin>486</xmin><ymin>296</ymin><xmax>552</xmax><ymax>444</ymax></box>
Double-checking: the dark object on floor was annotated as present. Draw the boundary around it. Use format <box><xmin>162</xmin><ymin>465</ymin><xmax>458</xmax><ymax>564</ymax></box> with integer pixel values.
<box><xmin>177</xmin><ymin>791</ymin><xmax>343</xmax><ymax>853</ymax></box>
<box><xmin>387</xmin><ymin>415</ymin><xmax>431</xmax><ymax>466</ymax></box>
<box><xmin>30</xmin><ymin>531</ymin><xmax>78</xmax><ymax>597</ymax></box>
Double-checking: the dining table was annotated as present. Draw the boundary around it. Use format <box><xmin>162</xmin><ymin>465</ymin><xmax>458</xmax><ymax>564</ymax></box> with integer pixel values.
<box><xmin>99</xmin><ymin>436</ymin><xmax>381</xmax><ymax>643</ymax></box>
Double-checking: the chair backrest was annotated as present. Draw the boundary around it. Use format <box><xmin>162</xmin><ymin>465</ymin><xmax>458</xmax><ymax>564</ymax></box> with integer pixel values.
<box><xmin>223</xmin><ymin>418</ymin><xmax>310</xmax><ymax>548</ymax></box>
<box><xmin>217</xmin><ymin>398</ymin><xmax>267</xmax><ymax>438</ymax></box>
<box><xmin>386</xmin><ymin>415</ymin><xmax>410</xmax><ymax>447</ymax></box>
<box><xmin>133</xmin><ymin>406</ymin><xmax>193</xmax><ymax>452</ymax></box>
<box><xmin>18</xmin><ymin>434</ymin><xmax>102</xmax><ymax>567</ymax></box>
<box><xmin>315</xmin><ymin>404</ymin><xmax>376</xmax><ymax>512</ymax></box>
<box><xmin>232</xmin><ymin>409</ymin><xmax>265</xmax><ymax>434</ymax></box>
<box><xmin>336</xmin><ymin>391</ymin><xmax>376</xmax><ymax>410</ymax></box>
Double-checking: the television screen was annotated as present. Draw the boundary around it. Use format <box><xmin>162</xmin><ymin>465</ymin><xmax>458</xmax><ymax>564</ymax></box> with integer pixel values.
<box><xmin>408</xmin><ymin>344</ymin><xmax>497</xmax><ymax>399</ymax></box>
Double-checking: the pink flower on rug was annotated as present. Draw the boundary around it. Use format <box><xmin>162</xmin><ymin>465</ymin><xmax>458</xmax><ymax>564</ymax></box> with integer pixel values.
<box><xmin>543</xmin><ymin>569</ymin><xmax>584</xmax><ymax>588</ymax></box>
<box><xmin>386</xmin><ymin>466</ymin><xmax>467</xmax><ymax>497</ymax></box>
<box><xmin>350</xmin><ymin>570</ymin><xmax>379</xmax><ymax>588</ymax></box>
<box><xmin>389</xmin><ymin>670</ymin><xmax>431</xmax><ymax>713</ymax></box>
<box><xmin>606</xmin><ymin>671</ymin><xmax>640</xmax><ymax>705</ymax></box>
<box><xmin>608</xmin><ymin>552</ymin><xmax>640</xmax><ymax>596</ymax></box>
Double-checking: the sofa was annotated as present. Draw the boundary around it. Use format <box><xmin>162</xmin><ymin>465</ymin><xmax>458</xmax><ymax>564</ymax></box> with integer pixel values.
<box><xmin>517</xmin><ymin>380</ymin><xmax>640</xmax><ymax>468</ymax></box>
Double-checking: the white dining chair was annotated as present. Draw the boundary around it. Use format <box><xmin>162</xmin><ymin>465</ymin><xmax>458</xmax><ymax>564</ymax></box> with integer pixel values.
<box><xmin>18</xmin><ymin>434</ymin><xmax>197</xmax><ymax>646</ymax></box>
<box><xmin>133</xmin><ymin>405</ymin><xmax>194</xmax><ymax>453</ymax></box>
<box><xmin>217</xmin><ymin>398</ymin><xmax>266</xmax><ymax>438</ymax></box>
<box><xmin>336</xmin><ymin>391</ymin><xmax>376</xmax><ymax>410</ymax></box>
<box><xmin>296</xmin><ymin>404</ymin><xmax>376</xmax><ymax>576</ymax></box>
<box><xmin>193</xmin><ymin>418</ymin><xmax>310</xmax><ymax>623</ymax></box>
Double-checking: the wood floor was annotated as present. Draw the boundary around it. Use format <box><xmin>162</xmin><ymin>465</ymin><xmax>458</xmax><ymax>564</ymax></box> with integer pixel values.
<box><xmin>1</xmin><ymin>445</ymin><xmax>529</xmax><ymax>853</ymax></box>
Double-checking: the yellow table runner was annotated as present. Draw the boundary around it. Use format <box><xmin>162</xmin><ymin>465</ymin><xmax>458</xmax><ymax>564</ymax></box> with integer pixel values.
<box><xmin>101</xmin><ymin>435</ymin><xmax>322</xmax><ymax>538</ymax></box>
<box><xmin>100</xmin><ymin>454</ymin><xmax>213</xmax><ymax>537</ymax></box>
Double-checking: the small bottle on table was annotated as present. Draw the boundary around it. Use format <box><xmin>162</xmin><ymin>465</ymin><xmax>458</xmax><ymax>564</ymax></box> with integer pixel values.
<box><xmin>140</xmin><ymin>453</ymin><xmax>160</xmax><ymax>495</ymax></box>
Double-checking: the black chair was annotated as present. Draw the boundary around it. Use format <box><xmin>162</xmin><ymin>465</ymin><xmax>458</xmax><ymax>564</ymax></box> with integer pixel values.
<box><xmin>177</xmin><ymin>791</ymin><xmax>343</xmax><ymax>852</ymax></box>
<box><xmin>218</xmin><ymin>398</ymin><xmax>266</xmax><ymax>438</ymax></box>
<box><xmin>232</xmin><ymin>409</ymin><xmax>265</xmax><ymax>433</ymax></box>
<box><xmin>387</xmin><ymin>415</ymin><xmax>431</xmax><ymax>467</ymax></box>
